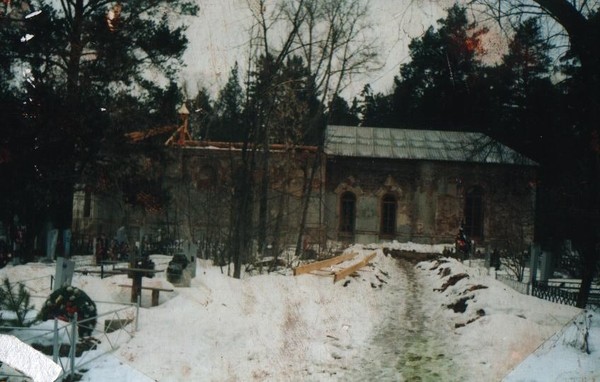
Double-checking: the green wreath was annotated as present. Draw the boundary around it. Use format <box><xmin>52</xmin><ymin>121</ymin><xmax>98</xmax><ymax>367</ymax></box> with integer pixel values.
<box><xmin>38</xmin><ymin>286</ymin><xmax>97</xmax><ymax>337</ymax></box>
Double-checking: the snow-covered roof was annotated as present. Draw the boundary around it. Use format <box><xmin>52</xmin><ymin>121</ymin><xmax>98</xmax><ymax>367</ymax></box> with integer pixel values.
<box><xmin>325</xmin><ymin>125</ymin><xmax>538</xmax><ymax>166</ymax></box>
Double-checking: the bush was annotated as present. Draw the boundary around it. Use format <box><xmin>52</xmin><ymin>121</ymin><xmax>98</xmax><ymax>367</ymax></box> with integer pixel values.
<box><xmin>0</xmin><ymin>278</ymin><xmax>35</xmax><ymax>328</ymax></box>
<box><xmin>38</xmin><ymin>286</ymin><xmax>97</xmax><ymax>337</ymax></box>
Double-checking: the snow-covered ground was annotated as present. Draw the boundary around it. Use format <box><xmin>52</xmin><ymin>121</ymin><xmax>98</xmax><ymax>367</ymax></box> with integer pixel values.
<box><xmin>1</xmin><ymin>242</ymin><xmax>598</xmax><ymax>381</ymax></box>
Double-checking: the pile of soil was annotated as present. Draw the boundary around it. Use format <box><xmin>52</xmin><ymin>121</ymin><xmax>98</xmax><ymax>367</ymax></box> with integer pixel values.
<box><xmin>382</xmin><ymin>248</ymin><xmax>441</xmax><ymax>263</ymax></box>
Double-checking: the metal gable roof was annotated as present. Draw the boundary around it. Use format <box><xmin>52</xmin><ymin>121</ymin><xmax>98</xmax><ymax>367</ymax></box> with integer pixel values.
<box><xmin>324</xmin><ymin>125</ymin><xmax>538</xmax><ymax>166</ymax></box>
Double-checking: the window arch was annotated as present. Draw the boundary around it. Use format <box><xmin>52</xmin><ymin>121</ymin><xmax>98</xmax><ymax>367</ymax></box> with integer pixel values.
<box><xmin>464</xmin><ymin>186</ymin><xmax>484</xmax><ymax>238</ymax></box>
<box><xmin>380</xmin><ymin>194</ymin><xmax>397</xmax><ymax>235</ymax></box>
<box><xmin>83</xmin><ymin>190</ymin><xmax>92</xmax><ymax>218</ymax></box>
<box><xmin>339</xmin><ymin>192</ymin><xmax>356</xmax><ymax>234</ymax></box>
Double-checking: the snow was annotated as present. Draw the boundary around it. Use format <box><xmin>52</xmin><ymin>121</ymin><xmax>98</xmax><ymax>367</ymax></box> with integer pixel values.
<box><xmin>0</xmin><ymin>334</ymin><xmax>61</xmax><ymax>382</ymax></box>
<box><xmin>1</xmin><ymin>242</ymin><xmax>598</xmax><ymax>381</ymax></box>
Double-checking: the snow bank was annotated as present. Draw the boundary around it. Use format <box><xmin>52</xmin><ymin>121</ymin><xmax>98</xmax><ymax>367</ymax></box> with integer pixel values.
<box><xmin>1</xmin><ymin>246</ymin><xmax>598</xmax><ymax>381</ymax></box>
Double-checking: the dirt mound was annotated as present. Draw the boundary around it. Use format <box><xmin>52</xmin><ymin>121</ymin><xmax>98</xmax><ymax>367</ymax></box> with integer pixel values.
<box><xmin>382</xmin><ymin>248</ymin><xmax>440</xmax><ymax>263</ymax></box>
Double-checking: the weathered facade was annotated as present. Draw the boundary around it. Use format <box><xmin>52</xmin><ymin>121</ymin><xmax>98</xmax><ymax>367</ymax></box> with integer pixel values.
<box><xmin>72</xmin><ymin>126</ymin><xmax>537</xmax><ymax>254</ymax></box>
<box><xmin>323</xmin><ymin>126</ymin><xmax>537</xmax><ymax>247</ymax></box>
<box><xmin>72</xmin><ymin>143</ymin><xmax>325</xmax><ymax>253</ymax></box>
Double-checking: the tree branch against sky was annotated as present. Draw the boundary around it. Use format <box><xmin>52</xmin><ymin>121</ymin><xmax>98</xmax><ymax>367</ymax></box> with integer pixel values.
<box><xmin>223</xmin><ymin>0</ymin><xmax>381</xmax><ymax>273</ymax></box>
<box><xmin>471</xmin><ymin>0</ymin><xmax>598</xmax><ymax>57</ymax></box>
<box><xmin>470</xmin><ymin>0</ymin><xmax>600</xmax><ymax>308</ymax></box>
<box><xmin>0</xmin><ymin>0</ymin><xmax>197</xmax><ymax>235</ymax></box>
<box><xmin>289</xmin><ymin>0</ymin><xmax>381</xmax><ymax>103</ymax></box>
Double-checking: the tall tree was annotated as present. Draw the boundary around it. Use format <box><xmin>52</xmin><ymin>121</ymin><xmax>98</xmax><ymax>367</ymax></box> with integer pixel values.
<box><xmin>358</xmin><ymin>84</ymin><xmax>394</xmax><ymax>127</ymax></box>
<box><xmin>474</xmin><ymin>0</ymin><xmax>600</xmax><ymax>307</ymax></box>
<box><xmin>0</xmin><ymin>1</ymin><xmax>197</xmax><ymax>243</ymax></box>
<box><xmin>221</xmin><ymin>0</ymin><xmax>378</xmax><ymax>277</ymax></box>
<box><xmin>328</xmin><ymin>94</ymin><xmax>360</xmax><ymax>126</ymax></box>
<box><xmin>493</xmin><ymin>17</ymin><xmax>559</xmax><ymax>159</ymax></box>
<box><xmin>189</xmin><ymin>87</ymin><xmax>215</xmax><ymax>141</ymax></box>
<box><xmin>213</xmin><ymin>62</ymin><xmax>245</xmax><ymax>142</ymax></box>
<box><xmin>392</xmin><ymin>4</ymin><xmax>489</xmax><ymax>129</ymax></box>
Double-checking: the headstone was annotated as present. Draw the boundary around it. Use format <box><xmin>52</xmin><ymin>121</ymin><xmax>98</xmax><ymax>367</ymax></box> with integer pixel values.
<box><xmin>46</xmin><ymin>229</ymin><xmax>58</xmax><ymax>261</ymax></box>
<box><xmin>529</xmin><ymin>243</ymin><xmax>540</xmax><ymax>284</ymax></box>
<box><xmin>54</xmin><ymin>257</ymin><xmax>75</xmax><ymax>291</ymax></box>
<box><xmin>539</xmin><ymin>250</ymin><xmax>552</xmax><ymax>281</ymax></box>
<box><xmin>184</xmin><ymin>241</ymin><xmax>198</xmax><ymax>278</ymax></box>
<box><xmin>62</xmin><ymin>229</ymin><xmax>72</xmax><ymax>258</ymax></box>
<box><xmin>116</xmin><ymin>226</ymin><xmax>127</xmax><ymax>244</ymax></box>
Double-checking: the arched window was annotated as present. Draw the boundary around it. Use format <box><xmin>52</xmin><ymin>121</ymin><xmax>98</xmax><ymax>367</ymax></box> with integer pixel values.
<box><xmin>339</xmin><ymin>192</ymin><xmax>356</xmax><ymax>234</ymax></box>
<box><xmin>381</xmin><ymin>194</ymin><xmax>397</xmax><ymax>235</ymax></box>
<box><xmin>464</xmin><ymin>187</ymin><xmax>484</xmax><ymax>238</ymax></box>
<box><xmin>83</xmin><ymin>190</ymin><xmax>92</xmax><ymax>218</ymax></box>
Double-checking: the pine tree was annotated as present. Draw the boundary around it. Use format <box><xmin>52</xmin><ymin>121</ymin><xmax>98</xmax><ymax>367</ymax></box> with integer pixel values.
<box><xmin>0</xmin><ymin>278</ymin><xmax>34</xmax><ymax>328</ymax></box>
<box><xmin>392</xmin><ymin>5</ymin><xmax>489</xmax><ymax>129</ymax></box>
<box><xmin>214</xmin><ymin>63</ymin><xmax>245</xmax><ymax>142</ymax></box>
<box><xmin>328</xmin><ymin>94</ymin><xmax>360</xmax><ymax>126</ymax></box>
<box><xmin>359</xmin><ymin>84</ymin><xmax>393</xmax><ymax>127</ymax></box>
<box><xmin>0</xmin><ymin>0</ymin><xmax>197</xmax><ymax>236</ymax></box>
<box><xmin>471</xmin><ymin>0</ymin><xmax>600</xmax><ymax>308</ymax></box>
<box><xmin>496</xmin><ymin>17</ymin><xmax>558</xmax><ymax>160</ymax></box>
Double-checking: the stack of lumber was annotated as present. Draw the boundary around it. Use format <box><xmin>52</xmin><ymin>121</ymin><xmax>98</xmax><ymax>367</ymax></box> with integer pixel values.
<box><xmin>293</xmin><ymin>252</ymin><xmax>377</xmax><ymax>283</ymax></box>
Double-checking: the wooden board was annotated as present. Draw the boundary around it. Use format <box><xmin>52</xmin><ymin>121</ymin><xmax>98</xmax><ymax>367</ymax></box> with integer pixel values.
<box><xmin>293</xmin><ymin>252</ymin><xmax>357</xmax><ymax>276</ymax></box>
<box><xmin>333</xmin><ymin>252</ymin><xmax>377</xmax><ymax>283</ymax></box>
<box><xmin>74</xmin><ymin>270</ymin><xmax>125</xmax><ymax>275</ymax></box>
<box><xmin>118</xmin><ymin>284</ymin><xmax>174</xmax><ymax>292</ymax></box>
<box><xmin>115</xmin><ymin>268</ymin><xmax>164</xmax><ymax>273</ymax></box>
<box><xmin>118</xmin><ymin>284</ymin><xmax>173</xmax><ymax>306</ymax></box>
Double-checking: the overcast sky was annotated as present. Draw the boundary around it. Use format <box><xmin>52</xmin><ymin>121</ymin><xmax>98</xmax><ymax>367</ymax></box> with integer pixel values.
<box><xmin>180</xmin><ymin>0</ymin><xmax>460</xmax><ymax>99</ymax></box>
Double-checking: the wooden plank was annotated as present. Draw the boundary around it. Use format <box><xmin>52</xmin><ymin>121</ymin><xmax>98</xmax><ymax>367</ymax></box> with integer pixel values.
<box><xmin>114</xmin><ymin>268</ymin><xmax>164</xmax><ymax>273</ymax></box>
<box><xmin>333</xmin><ymin>252</ymin><xmax>377</xmax><ymax>283</ymax></box>
<box><xmin>119</xmin><ymin>284</ymin><xmax>174</xmax><ymax>306</ymax></box>
<box><xmin>74</xmin><ymin>270</ymin><xmax>124</xmax><ymax>275</ymax></box>
<box><xmin>293</xmin><ymin>252</ymin><xmax>357</xmax><ymax>276</ymax></box>
<box><xmin>118</xmin><ymin>284</ymin><xmax>174</xmax><ymax>292</ymax></box>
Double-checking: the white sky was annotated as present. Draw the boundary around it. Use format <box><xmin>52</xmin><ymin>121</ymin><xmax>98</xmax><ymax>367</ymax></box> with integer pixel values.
<box><xmin>1</xmin><ymin>243</ymin><xmax>598</xmax><ymax>381</ymax></box>
<box><xmin>180</xmin><ymin>0</ymin><xmax>459</xmax><ymax>99</ymax></box>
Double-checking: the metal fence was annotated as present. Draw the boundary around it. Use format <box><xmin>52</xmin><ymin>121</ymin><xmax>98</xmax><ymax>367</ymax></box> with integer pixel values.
<box><xmin>496</xmin><ymin>273</ymin><xmax>530</xmax><ymax>295</ymax></box>
<box><xmin>1</xmin><ymin>301</ymin><xmax>138</xmax><ymax>381</ymax></box>
<box><xmin>1</xmin><ymin>274</ymin><xmax>139</xmax><ymax>381</ymax></box>
<box><xmin>493</xmin><ymin>271</ymin><xmax>600</xmax><ymax>308</ymax></box>
<box><xmin>531</xmin><ymin>280</ymin><xmax>579</xmax><ymax>306</ymax></box>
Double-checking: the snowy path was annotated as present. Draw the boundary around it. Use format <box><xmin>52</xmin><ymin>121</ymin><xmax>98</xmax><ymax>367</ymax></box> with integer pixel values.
<box><xmin>340</xmin><ymin>258</ymin><xmax>464</xmax><ymax>381</ymax></box>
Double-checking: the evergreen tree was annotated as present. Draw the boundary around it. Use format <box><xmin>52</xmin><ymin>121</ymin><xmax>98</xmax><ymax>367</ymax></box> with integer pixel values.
<box><xmin>213</xmin><ymin>63</ymin><xmax>245</xmax><ymax>142</ymax></box>
<box><xmin>392</xmin><ymin>5</ymin><xmax>489</xmax><ymax>129</ymax></box>
<box><xmin>275</xmin><ymin>55</ymin><xmax>321</xmax><ymax>145</ymax></box>
<box><xmin>495</xmin><ymin>17</ymin><xmax>559</xmax><ymax>161</ymax></box>
<box><xmin>328</xmin><ymin>94</ymin><xmax>360</xmax><ymax>126</ymax></box>
<box><xmin>246</xmin><ymin>54</ymin><xmax>322</xmax><ymax>146</ymax></box>
<box><xmin>0</xmin><ymin>278</ymin><xmax>34</xmax><ymax>327</ymax></box>
<box><xmin>359</xmin><ymin>84</ymin><xmax>394</xmax><ymax>127</ymax></box>
<box><xmin>0</xmin><ymin>1</ymin><xmax>197</xmax><ymax>237</ymax></box>
<box><xmin>190</xmin><ymin>87</ymin><xmax>215</xmax><ymax>141</ymax></box>
<box><xmin>472</xmin><ymin>0</ymin><xmax>600</xmax><ymax>308</ymax></box>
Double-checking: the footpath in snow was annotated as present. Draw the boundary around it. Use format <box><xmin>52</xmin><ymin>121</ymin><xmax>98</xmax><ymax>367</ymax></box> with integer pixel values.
<box><xmin>1</xmin><ymin>243</ymin><xmax>597</xmax><ymax>381</ymax></box>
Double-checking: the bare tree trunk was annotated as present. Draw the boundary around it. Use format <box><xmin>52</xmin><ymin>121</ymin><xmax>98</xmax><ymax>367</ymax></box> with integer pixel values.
<box><xmin>576</xmin><ymin>152</ymin><xmax>600</xmax><ymax>308</ymax></box>
<box><xmin>474</xmin><ymin>0</ymin><xmax>600</xmax><ymax>308</ymax></box>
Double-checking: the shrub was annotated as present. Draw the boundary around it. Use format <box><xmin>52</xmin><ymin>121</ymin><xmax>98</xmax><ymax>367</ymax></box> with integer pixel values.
<box><xmin>0</xmin><ymin>278</ymin><xmax>35</xmax><ymax>328</ymax></box>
